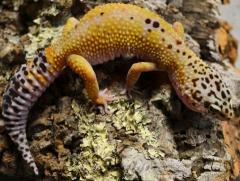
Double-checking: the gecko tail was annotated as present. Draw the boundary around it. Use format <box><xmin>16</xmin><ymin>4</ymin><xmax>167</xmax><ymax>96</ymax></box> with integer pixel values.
<box><xmin>2</xmin><ymin>49</ymin><xmax>59</xmax><ymax>175</ymax></box>
<box><xmin>9</xmin><ymin>129</ymin><xmax>39</xmax><ymax>175</ymax></box>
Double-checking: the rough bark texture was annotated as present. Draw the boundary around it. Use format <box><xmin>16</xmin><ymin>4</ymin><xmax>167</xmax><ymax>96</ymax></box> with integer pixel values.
<box><xmin>0</xmin><ymin>0</ymin><xmax>239</xmax><ymax>180</ymax></box>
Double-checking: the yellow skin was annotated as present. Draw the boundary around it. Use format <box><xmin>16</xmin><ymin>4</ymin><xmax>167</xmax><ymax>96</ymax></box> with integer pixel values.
<box><xmin>44</xmin><ymin>3</ymin><xmax>234</xmax><ymax>119</ymax></box>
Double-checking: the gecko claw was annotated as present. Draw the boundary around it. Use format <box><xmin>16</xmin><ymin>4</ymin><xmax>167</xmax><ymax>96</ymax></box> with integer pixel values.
<box><xmin>94</xmin><ymin>88</ymin><xmax>117</xmax><ymax>114</ymax></box>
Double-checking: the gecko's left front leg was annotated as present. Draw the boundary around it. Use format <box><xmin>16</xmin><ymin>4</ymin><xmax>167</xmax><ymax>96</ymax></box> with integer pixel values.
<box><xmin>66</xmin><ymin>54</ymin><xmax>115</xmax><ymax>113</ymax></box>
<box><xmin>124</xmin><ymin>62</ymin><xmax>159</xmax><ymax>98</ymax></box>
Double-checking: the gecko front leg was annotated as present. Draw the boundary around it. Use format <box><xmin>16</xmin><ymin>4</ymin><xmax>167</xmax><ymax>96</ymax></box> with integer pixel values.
<box><xmin>124</xmin><ymin>62</ymin><xmax>159</xmax><ymax>98</ymax></box>
<box><xmin>66</xmin><ymin>54</ymin><xmax>115</xmax><ymax>113</ymax></box>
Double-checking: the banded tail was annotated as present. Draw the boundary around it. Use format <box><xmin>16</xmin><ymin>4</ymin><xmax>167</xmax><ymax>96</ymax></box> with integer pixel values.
<box><xmin>2</xmin><ymin>49</ymin><xmax>59</xmax><ymax>175</ymax></box>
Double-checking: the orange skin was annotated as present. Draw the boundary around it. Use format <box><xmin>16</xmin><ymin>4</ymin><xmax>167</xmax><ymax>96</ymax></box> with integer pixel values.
<box><xmin>43</xmin><ymin>3</ymin><xmax>234</xmax><ymax>119</ymax></box>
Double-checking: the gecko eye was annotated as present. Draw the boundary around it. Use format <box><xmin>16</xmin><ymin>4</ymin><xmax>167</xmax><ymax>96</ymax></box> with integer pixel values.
<box><xmin>209</xmin><ymin>104</ymin><xmax>221</xmax><ymax>114</ymax></box>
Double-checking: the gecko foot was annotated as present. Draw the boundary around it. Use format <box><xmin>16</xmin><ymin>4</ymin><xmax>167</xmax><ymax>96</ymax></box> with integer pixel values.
<box><xmin>94</xmin><ymin>88</ymin><xmax>117</xmax><ymax>114</ymax></box>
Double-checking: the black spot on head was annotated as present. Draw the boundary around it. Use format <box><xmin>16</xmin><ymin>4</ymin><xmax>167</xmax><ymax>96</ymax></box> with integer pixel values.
<box><xmin>201</xmin><ymin>83</ymin><xmax>207</xmax><ymax>89</ymax></box>
<box><xmin>192</xmin><ymin>90</ymin><xmax>202</xmax><ymax>102</ymax></box>
<box><xmin>221</xmin><ymin>91</ymin><xmax>226</xmax><ymax>99</ymax></box>
<box><xmin>215</xmin><ymin>81</ymin><xmax>221</xmax><ymax>91</ymax></box>
<box><xmin>23</xmin><ymin>154</ymin><xmax>28</xmax><ymax>158</ymax></box>
<box><xmin>226</xmin><ymin>89</ymin><xmax>230</xmax><ymax>95</ymax></box>
<box><xmin>153</xmin><ymin>21</ymin><xmax>160</xmax><ymax>28</ymax></box>
<box><xmin>167</xmin><ymin>44</ymin><xmax>172</xmax><ymax>49</ymax></box>
<box><xmin>194</xmin><ymin>69</ymin><xmax>197</xmax><ymax>73</ymax></box>
<box><xmin>188</xmin><ymin>55</ymin><xmax>192</xmax><ymax>59</ymax></box>
<box><xmin>223</xmin><ymin>102</ymin><xmax>227</xmax><ymax>106</ymax></box>
<box><xmin>225</xmin><ymin>108</ymin><xmax>229</xmax><ymax>114</ymax></box>
<box><xmin>182</xmin><ymin>52</ymin><xmax>186</xmax><ymax>56</ymax></box>
<box><xmin>208</xmin><ymin>90</ymin><xmax>219</xmax><ymax>100</ymax></box>
<box><xmin>100</xmin><ymin>12</ymin><xmax>104</xmax><ymax>16</ymax></box>
<box><xmin>148</xmin><ymin>29</ymin><xmax>152</xmax><ymax>32</ymax></box>
<box><xmin>161</xmin><ymin>28</ymin><xmax>165</xmax><ymax>32</ymax></box>
<box><xmin>188</xmin><ymin>63</ymin><xmax>193</xmax><ymax>66</ymax></box>
<box><xmin>17</xmin><ymin>74</ymin><xmax>21</xmax><ymax>78</ymax></box>
<box><xmin>145</xmin><ymin>18</ymin><xmax>151</xmax><ymax>24</ymax></box>
<box><xmin>130</xmin><ymin>17</ymin><xmax>134</xmax><ymax>20</ymax></box>
<box><xmin>192</xmin><ymin>78</ymin><xmax>199</xmax><ymax>87</ymax></box>
<box><xmin>215</xmin><ymin>74</ymin><xmax>219</xmax><ymax>79</ymax></box>
<box><xmin>19</xmin><ymin>137</ymin><xmax>24</xmax><ymax>142</ymax></box>
<box><xmin>205</xmin><ymin>77</ymin><xmax>210</xmax><ymax>83</ymax></box>
<box><xmin>209</xmin><ymin>74</ymin><xmax>214</xmax><ymax>79</ymax></box>
<box><xmin>176</xmin><ymin>49</ymin><xmax>180</xmax><ymax>53</ymax></box>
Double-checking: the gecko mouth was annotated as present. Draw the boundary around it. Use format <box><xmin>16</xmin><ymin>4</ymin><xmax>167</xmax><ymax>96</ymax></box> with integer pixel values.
<box><xmin>209</xmin><ymin>104</ymin><xmax>229</xmax><ymax>120</ymax></box>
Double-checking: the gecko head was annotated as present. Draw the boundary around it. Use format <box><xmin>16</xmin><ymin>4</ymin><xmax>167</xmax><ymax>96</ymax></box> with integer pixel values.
<box><xmin>180</xmin><ymin>65</ymin><xmax>235</xmax><ymax>120</ymax></box>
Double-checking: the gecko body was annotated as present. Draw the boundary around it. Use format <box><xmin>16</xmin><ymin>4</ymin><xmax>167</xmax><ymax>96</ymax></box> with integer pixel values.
<box><xmin>2</xmin><ymin>3</ymin><xmax>234</xmax><ymax>175</ymax></box>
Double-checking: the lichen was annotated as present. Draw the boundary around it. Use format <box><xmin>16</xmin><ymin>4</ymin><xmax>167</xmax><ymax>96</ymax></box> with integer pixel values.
<box><xmin>63</xmin><ymin>94</ymin><xmax>166</xmax><ymax>180</ymax></box>
<box><xmin>24</xmin><ymin>25</ymin><xmax>63</xmax><ymax>59</ymax></box>
<box><xmin>63</xmin><ymin>100</ymin><xmax>120</xmax><ymax>180</ymax></box>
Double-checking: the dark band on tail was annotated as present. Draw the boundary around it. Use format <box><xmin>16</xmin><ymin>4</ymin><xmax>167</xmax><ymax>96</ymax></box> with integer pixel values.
<box><xmin>2</xmin><ymin>49</ymin><xmax>59</xmax><ymax>175</ymax></box>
